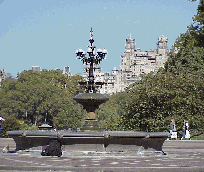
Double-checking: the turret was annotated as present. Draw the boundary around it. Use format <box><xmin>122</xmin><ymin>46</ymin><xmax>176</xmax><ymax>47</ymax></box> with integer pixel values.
<box><xmin>157</xmin><ymin>35</ymin><xmax>168</xmax><ymax>55</ymax></box>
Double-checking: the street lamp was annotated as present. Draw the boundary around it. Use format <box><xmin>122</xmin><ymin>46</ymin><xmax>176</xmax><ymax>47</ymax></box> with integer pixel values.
<box><xmin>75</xmin><ymin>28</ymin><xmax>108</xmax><ymax>93</ymax></box>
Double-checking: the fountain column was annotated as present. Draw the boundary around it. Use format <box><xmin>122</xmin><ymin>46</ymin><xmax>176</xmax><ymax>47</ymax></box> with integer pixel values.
<box><xmin>73</xmin><ymin>28</ymin><xmax>109</xmax><ymax>132</ymax></box>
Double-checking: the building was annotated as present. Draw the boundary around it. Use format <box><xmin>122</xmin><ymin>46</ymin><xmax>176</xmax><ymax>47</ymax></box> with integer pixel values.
<box><xmin>81</xmin><ymin>35</ymin><xmax>169</xmax><ymax>94</ymax></box>
<box><xmin>64</xmin><ymin>66</ymin><xmax>71</xmax><ymax>74</ymax></box>
<box><xmin>117</xmin><ymin>35</ymin><xmax>168</xmax><ymax>92</ymax></box>
<box><xmin>32</xmin><ymin>66</ymin><xmax>41</xmax><ymax>72</ymax></box>
<box><xmin>0</xmin><ymin>68</ymin><xmax>5</xmax><ymax>87</ymax></box>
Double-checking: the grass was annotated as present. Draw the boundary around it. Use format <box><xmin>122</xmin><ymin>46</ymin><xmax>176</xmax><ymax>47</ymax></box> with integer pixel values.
<box><xmin>167</xmin><ymin>137</ymin><xmax>204</xmax><ymax>140</ymax></box>
<box><xmin>191</xmin><ymin>137</ymin><xmax>204</xmax><ymax>140</ymax></box>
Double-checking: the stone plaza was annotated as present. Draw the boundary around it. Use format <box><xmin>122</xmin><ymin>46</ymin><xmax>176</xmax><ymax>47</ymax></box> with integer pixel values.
<box><xmin>0</xmin><ymin>138</ymin><xmax>204</xmax><ymax>172</ymax></box>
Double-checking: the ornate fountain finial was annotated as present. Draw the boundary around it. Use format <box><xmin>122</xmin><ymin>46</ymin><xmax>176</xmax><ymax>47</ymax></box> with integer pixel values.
<box><xmin>75</xmin><ymin>28</ymin><xmax>108</xmax><ymax>93</ymax></box>
<box><xmin>74</xmin><ymin>28</ymin><xmax>109</xmax><ymax>132</ymax></box>
<box><xmin>89</xmin><ymin>27</ymin><xmax>94</xmax><ymax>47</ymax></box>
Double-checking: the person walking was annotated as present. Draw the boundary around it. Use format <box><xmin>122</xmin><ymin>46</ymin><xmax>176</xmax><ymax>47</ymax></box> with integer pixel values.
<box><xmin>181</xmin><ymin>120</ymin><xmax>190</xmax><ymax>140</ymax></box>
<box><xmin>0</xmin><ymin>115</ymin><xmax>5</xmax><ymax>137</ymax></box>
<box><xmin>170</xmin><ymin>118</ymin><xmax>177</xmax><ymax>140</ymax></box>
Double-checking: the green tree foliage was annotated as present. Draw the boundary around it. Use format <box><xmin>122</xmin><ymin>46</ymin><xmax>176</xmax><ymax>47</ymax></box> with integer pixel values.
<box><xmin>165</xmin><ymin>0</ymin><xmax>204</xmax><ymax>74</ymax></box>
<box><xmin>96</xmin><ymin>93</ymin><xmax>127</xmax><ymax>131</ymax></box>
<box><xmin>0</xmin><ymin>70</ymin><xmax>85</xmax><ymax>134</ymax></box>
<box><xmin>1</xmin><ymin>116</ymin><xmax>21</xmax><ymax>137</ymax></box>
<box><xmin>120</xmin><ymin>71</ymin><xmax>204</xmax><ymax>136</ymax></box>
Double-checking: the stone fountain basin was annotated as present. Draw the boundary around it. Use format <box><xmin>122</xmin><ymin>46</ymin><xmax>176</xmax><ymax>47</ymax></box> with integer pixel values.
<box><xmin>7</xmin><ymin>130</ymin><xmax>169</xmax><ymax>152</ymax></box>
<box><xmin>73</xmin><ymin>93</ymin><xmax>108</xmax><ymax>100</ymax></box>
<box><xmin>73</xmin><ymin>93</ymin><xmax>109</xmax><ymax>112</ymax></box>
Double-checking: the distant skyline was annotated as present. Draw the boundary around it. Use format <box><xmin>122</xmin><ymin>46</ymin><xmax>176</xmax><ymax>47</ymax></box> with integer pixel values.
<box><xmin>0</xmin><ymin>0</ymin><xmax>199</xmax><ymax>77</ymax></box>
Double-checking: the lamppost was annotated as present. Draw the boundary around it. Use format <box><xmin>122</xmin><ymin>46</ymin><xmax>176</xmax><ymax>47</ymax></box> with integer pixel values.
<box><xmin>75</xmin><ymin>27</ymin><xmax>107</xmax><ymax>93</ymax></box>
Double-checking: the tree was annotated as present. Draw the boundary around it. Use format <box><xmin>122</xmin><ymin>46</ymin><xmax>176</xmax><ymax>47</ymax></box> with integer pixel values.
<box><xmin>119</xmin><ymin>70</ymin><xmax>204</xmax><ymax>136</ymax></box>
<box><xmin>96</xmin><ymin>93</ymin><xmax>127</xmax><ymax>131</ymax></box>
<box><xmin>1</xmin><ymin>116</ymin><xmax>21</xmax><ymax>137</ymax></box>
<box><xmin>0</xmin><ymin>70</ymin><xmax>85</xmax><ymax>134</ymax></box>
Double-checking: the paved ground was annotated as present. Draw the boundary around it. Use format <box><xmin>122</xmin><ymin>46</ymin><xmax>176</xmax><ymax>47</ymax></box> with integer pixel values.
<box><xmin>0</xmin><ymin>138</ymin><xmax>204</xmax><ymax>171</ymax></box>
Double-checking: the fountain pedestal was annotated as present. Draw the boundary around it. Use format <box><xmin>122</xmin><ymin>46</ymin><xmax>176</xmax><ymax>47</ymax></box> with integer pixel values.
<box><xmin>80</xmin><ymin>119</ymin><xmax>100</xmax><ymax>132</ymax></box>
<box><xmin>73</xmin><ymin>93</ymin><xmax>109</xmax><ymax>132</ymax></box>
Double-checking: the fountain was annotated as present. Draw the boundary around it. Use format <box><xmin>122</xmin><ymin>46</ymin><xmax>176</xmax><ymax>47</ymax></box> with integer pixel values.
<box><xmin>7</xmin><ymin>28</ymin><xmax>169</xmax><ymax>157</ymax></box>
<box><xmin>73</xmin><ymin>27</ymin><xmax>109</xmax><ymax>132</ymax></box>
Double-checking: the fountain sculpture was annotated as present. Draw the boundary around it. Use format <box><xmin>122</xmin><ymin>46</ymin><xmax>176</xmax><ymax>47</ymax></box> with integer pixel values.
<box><xmin>7</xmin><ymin>28</ymin><xmax>169</xmax><ymax>157</ymax></box>
<box><xmin>73</xmin><ymin>27</ymin><xmax>109</xmax><ymax>132</ymax></box>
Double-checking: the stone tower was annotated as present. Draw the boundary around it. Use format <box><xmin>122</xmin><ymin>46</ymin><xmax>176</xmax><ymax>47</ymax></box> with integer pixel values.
<box><xmin>120</xmin><ymin>38</ymin><xmax>135</xmax><ymax>72</ymax></box>
<box><xmin>125</xmin><ymin>37</ymin><xmax>135</xmax><ymax>51</ymax></box>
<box><xmin>157</xmin><ymin>35</ymin><xmax>168</xmax><ymax>55</ymax></box>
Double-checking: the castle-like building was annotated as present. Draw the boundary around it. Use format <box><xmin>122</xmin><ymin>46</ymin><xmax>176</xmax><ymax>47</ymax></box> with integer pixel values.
<box><xmin>82</xmin><ymin>35</ymin><xmax>169</xmax><ymax>94</ymax></box>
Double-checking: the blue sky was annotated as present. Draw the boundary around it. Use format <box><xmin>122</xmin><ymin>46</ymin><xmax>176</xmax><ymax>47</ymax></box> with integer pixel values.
<box><xmin>0</xmin><ymin>0</ymin><xmax>199</xmax><ymax>77</ymax></box>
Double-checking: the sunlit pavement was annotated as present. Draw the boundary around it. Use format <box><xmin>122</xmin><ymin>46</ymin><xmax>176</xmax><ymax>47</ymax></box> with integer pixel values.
<box><xmin>0</xmin><ymin>138</ymin><xmax>204</xmax><ymax>172</ymax></box>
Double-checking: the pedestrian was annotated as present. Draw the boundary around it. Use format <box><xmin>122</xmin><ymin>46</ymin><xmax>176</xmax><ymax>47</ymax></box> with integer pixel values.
<box><xmin>0</xmin><ymin>116</ymin><xmax>4</xmax><ymax>121</ymax></box>
<box><xmin>181</xmin><ymin>120</ymin><xmax>190</xmax><ymax>140</ymax></box>
<box><xmin>170</xmin><ymin>118</ymin><xmax>177</xmax><ymax>140</ymax></box>
<box><xmin>0</xmin><ymin>115</ymin><xmax>5</xmax><ymax>138</ymax></box>
<box><xmin>0</xmin><ymin>124</ymin><xmax>1</xmax><ymax>138</ymax></box>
